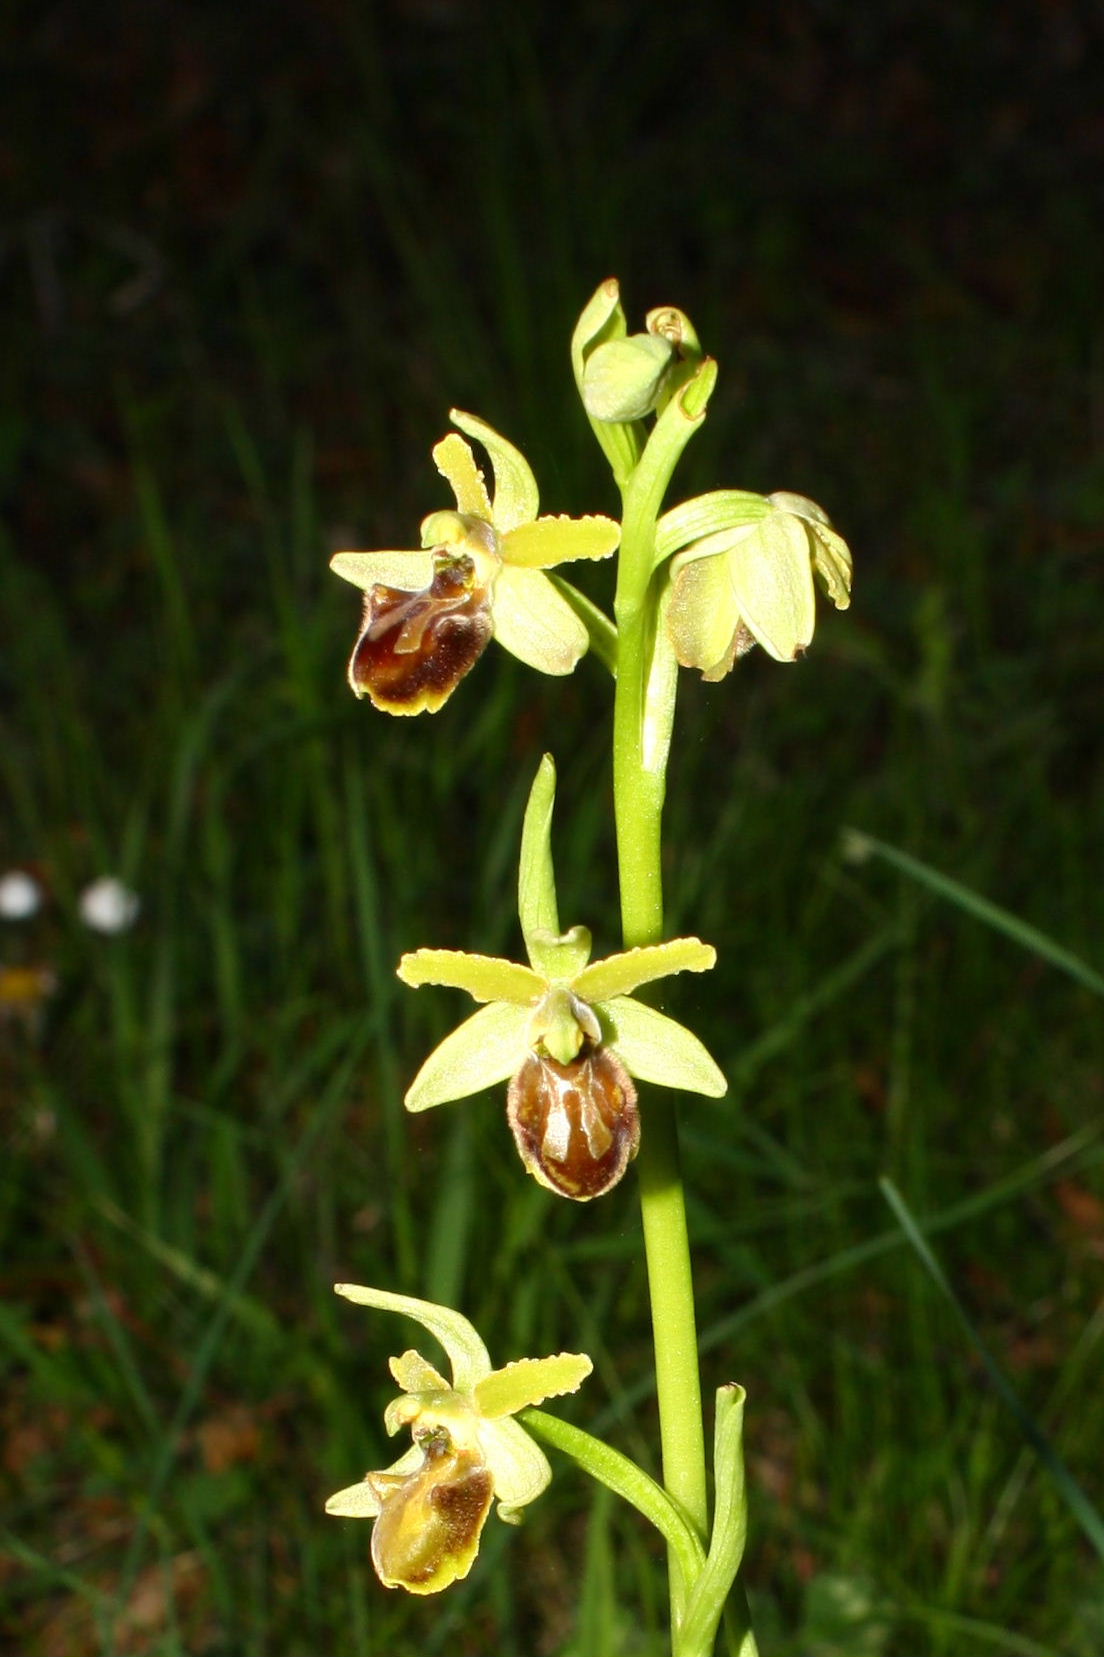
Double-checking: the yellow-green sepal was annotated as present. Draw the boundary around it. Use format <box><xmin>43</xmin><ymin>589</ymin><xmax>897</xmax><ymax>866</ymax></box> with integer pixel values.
<box><xmin>728</xmin><ymin>512</ymin><xmax>818</xmax><ymax>662</ymax></box>
<box><xmin>490</xmin><ymin>564</ymin><xmax>590</xmax><ymax>675</ymax></box>
<box><xmin>547</xmin><ymin>573</ymin><xmax>619</xmax><ymax>678</ymax></box>
<box><xmin>475</xmin><ymin>1415</ymin><xmax>552</xmax><ymax>1519</ymax></box>
<box><xmin>666</xmin><ymin>542</ymin><xmax>746</xmax><ymax>677</ymax></box>
<box><xmin>655</xmin><ymin>490</ymin><xmax>772</xmax><ymax>568</ymax></box>
<box><xmin>571</xmin><ymin>278</ymin><xmax>644</xmax><ymax>486</ymax></box>
<box><xmin>518</xmin><ymin>754</ymin><xmax>560</xmax><ymax>947</ymax></box>
<box><xmin>597</xmin><ymin>996</ymin><xmax>727</xmax><ymax>1097</ymax></box>
<box><xmin>449</xmin><ymin>409</ymin><xmax>540</xmax><ymax>533</ymax></box>
<box><xmin>474</xmin><ymin>1357</ymin><xmax>593</xmax><ymax>1518</ymax></box>
<box><xmin>770</xmin><ymin>491</ymin><xmax>853</xmax><ymax>609</ymax></box>
<box><xmin>403</xmin><ymin>1001</ymin><xmax>531</xmax><ymax>1112</ymax></box>
<box><xmin>516</xmin><ymin>755</ymin><xmax>592</xmax><ymax>980</ymax></box>
<box><xmin>333</xmin><ymin>1284</ymin><xmax>492</xmax><ymax>1390</ymax></box>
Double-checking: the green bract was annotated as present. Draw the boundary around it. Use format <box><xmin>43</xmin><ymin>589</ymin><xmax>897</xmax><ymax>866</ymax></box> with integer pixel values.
<box><xmin>326</xmin><ymin>1286</ymin><xmax>591</xmax><ymax>1595</ymax></box>
<box><xmin>664</xmin><ymin>490</ymin><xmax>853</xmax><ymax>675</ymax></box>
<box><xmin>330</xmin><ymin>410</ymin><xmax>620</xmax><ymax>689</ymax></box>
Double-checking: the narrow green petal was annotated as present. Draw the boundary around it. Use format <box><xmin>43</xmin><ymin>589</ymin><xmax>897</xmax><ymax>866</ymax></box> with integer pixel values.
<box><xmin>573</xmin><ymin>938</ymin><xmax>716</xmax><ymax>1003</ymax></box>
<box><xmin>404</xmin><ymin>1001</ymin><xmax>529</xmax><ymax>1112</ymax></box>
<box><xmin>432</xmin><ymin>433</ymin><xmax>492</xmax><ymax>520</ymax></box>
<box><xmin>480</xmin><ymin>1415</ymin><xmax>553</xmax><ymax>1514</ymax></box>
<box><xmin>599</xmin><ymin>997</ymin><xmax>727</xmax><ymax>1097</ymax></box>
<box><xmin>397</xmin><ymin>948</ymin><xmax>544</xmax><ymax>1006</ymax></box>
<box><xmin>330</xmin><ymin>549</ymin><xmax>436</xmax><ymax>590</ymax></box>
<box><xmin>449</xmin><ymin>409</ymin><xmax>539</xmax><ymax>533</ymax></box>
<box><xmin>666</xmin><ymin>548</ymin><xmax>742</xmax><ymax>674</ymax></box>
<box><xmin>390</xmin><ymin>1349</ymin><xmax>450</xmax><ymax>1394</ymax></box>
<box><xmin>492</xmin><ymin>564</ymin><xmax>588</xmax><ymax>675</ymax></box>
<box><xmin>504</xmin><ymin>514</ymin><xmax>620</xmax><ymax>570</ymax></box>
<box><xmin>475</xmin><ymin>1353</ymin><xmax>593</xmax><ymax>1420</ymax></box>
<box><xmin>729</xmin><ymin>514</ymin><xmax>815</xmax><ymax>662</ymax></box>
<box><xmin>332</xmin><ymin>1284</ymin><xmax>491</xmax><ymax>1388</ymax></box>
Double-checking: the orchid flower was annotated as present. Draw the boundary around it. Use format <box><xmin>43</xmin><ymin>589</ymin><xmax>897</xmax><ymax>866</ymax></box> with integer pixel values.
<box><xmin>661</xmin><ymin>489</ymin><xmax>852</xmax><ymax>676</ymax></box>
<box><xmin>325</xmin><ymin>1286</ymin><xmax>592</xmax><ymax>1594</ymax></box>
<box><xmin>330</xmin><ymin>411</ymin><xmax>619</xmax><ymax>713</ymax></box>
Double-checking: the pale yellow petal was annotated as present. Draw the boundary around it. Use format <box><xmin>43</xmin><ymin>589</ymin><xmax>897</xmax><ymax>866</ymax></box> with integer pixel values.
<box><xmin>666</xmin><ymin>548</ymin><xmax>742</xmax><ymax>674</ymax></box>
<box><xmin>479</xmin><ymin>1415</ymin><xmax>553</xmax><ymax>1514</ymax></box>
<box><xmin>491</xmin><ymin>565</ymin><xmax>588</xmax><ymax>675</ymax></box>
<box><xmin>728</xmin><ymin>514</ymin><xmax>815</xmax><ymax>662</ymax></box>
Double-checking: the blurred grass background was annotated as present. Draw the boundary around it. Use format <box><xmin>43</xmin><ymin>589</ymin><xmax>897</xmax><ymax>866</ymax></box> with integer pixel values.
<box><xmin>1</xmin><ymin>1</ymin><xmax>1102</xmax><ymax>1652</ymax></box>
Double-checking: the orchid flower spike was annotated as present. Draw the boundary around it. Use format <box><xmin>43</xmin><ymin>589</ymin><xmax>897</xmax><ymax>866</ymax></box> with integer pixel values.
<box><xmin>325</xmin><ymin>1285</ymin><xmax>592</xmax><ymax>1595</ymax></box>
<box><xmin>330</xmin><ymin>412</ymin><xmax>619</xmax><ymax>714</ymax></box>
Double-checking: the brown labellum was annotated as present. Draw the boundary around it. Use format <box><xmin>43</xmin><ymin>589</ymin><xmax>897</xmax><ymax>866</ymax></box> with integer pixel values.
<box><xmin>348</xmin><ymin>556</ymin><xmax>493</xmax><ymax>715</ymax></box>
<box><xmin>507</xmin><ymin>1044</ymin><xmax>640</xmax><ymax>1201</ymax></box>
<box><xmin>369</xmin><ymin>1431</ymin><xmax>495</xmax><ymax>1595</ymax></box>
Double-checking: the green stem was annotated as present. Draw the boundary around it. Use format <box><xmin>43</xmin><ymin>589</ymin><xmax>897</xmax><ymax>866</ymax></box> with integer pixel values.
<box><xmin>611</xmin><ymin>373</ymin><xmax>717</xmax><ymax>1636</ymax></box>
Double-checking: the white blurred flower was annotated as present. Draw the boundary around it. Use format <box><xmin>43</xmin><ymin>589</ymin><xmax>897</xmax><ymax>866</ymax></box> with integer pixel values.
<box><xmin>79</xmin><ymin>876</ymin><xmax>141</xmax><ymax>934</ymax></box>
<box><xmin>0</xmin><ymin>870</ymin><xmax>44</xmax><ymax>920</ymax></box>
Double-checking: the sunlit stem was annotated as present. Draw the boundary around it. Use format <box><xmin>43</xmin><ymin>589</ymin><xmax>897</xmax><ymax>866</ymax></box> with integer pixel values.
<box><xmin>611</xmin><ymin>376</ymin><xmax>715</xmax><ymax>1633</ymax></box>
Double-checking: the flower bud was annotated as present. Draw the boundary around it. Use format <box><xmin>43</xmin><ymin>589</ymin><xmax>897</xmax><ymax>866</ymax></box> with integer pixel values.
<box><xmin>507</xmin><ymin>1043</ymin><xmax>640</xmax><ymax>1200</ymax></box>
<box><xmin>581</xmin><ymin>333</ymin><xmax>676</xmax><ymax>422</ymax></box>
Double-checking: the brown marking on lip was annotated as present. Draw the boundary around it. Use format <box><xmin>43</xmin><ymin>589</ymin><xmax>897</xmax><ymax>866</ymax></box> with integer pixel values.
<box><xmin>507</xmin><ymin>1045</ymin><xmax>640</xmax><ymax>1200</ymax></box>
<box><xmin>348</xmin><ymin>556</ymin><xmax>493</xmax><ymax>715</ymax></box>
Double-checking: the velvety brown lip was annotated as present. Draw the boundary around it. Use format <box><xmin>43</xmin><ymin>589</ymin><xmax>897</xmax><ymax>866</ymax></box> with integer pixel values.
<box><xmin>349</xmin><ymin>557</ymin><xmax>493</xmax><ymax>714</ymax></box>
<box><xmin>507</xmin><ymin>1044</ymin><xmax>640</xmax><ymax>1200</ymax></box>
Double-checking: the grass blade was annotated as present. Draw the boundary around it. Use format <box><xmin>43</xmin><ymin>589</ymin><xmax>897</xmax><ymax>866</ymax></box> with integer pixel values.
<box><xmin>843</xmin><ymin>830</ymin><xmax>1104</xmax><ymax>997</ymax></box>
<box><xmin>879</xmin><ymin>1175</ymin><xmax>1104</xmax><ymax>1564</ymax></box>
